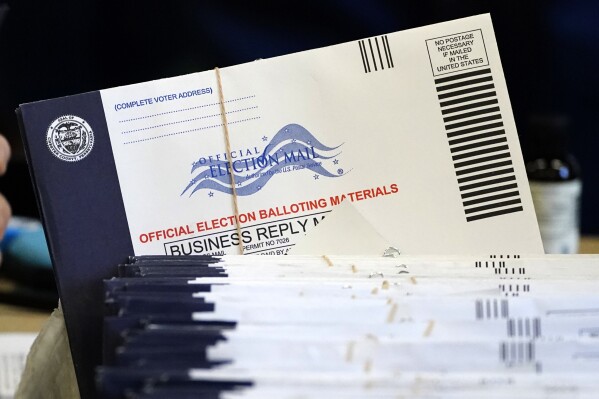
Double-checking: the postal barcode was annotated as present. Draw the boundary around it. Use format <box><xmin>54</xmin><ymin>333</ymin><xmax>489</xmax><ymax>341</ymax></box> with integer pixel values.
<box><xmin>499</xmin><ymin>283</ymin><xmax>530</xmax><ymax>297</ymax></box>
<box><xmin>507</xmin><ymin>318</ymin><xmax>541</xmax><ymax>338</ymax></box>
<box><xmin>358</xmin><ymin>35</ymin><xmax>394</xmax><ymax>73</ymax></box>
<box><xmin>474</xmin><ymin>260</ymin><xmax>527</xmax><ymax>276</ymax></box>
<box><xmin>434</xmin><ymin>68</ymin><xmax>523</xmax><ymax>222</ymax></box>
<box><xmin>500</xmin><ymin>341</ymin><xmax>535</xmax><ymax>364</ymax></box>
<box><xmin>475</xmin><ymin>298</ymin><xmax>509</xmax><ymax>320</ymax></box>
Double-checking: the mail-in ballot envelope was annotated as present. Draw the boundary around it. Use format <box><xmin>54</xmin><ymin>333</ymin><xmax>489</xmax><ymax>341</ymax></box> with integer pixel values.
<box><xmin>17</xmin><ymin>14</ymin><xmax>542</xmax><ymax>398</ymax></box>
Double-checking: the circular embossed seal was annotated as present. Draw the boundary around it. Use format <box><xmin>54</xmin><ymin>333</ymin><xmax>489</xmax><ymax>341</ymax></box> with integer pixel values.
<box><xmin>46</xmin><ymin>115</ymin><xmax>94</xmax><ymax>162</ymax></box>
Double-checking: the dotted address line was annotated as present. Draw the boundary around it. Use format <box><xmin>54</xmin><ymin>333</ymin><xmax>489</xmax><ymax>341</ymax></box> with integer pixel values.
<box><xmin>123</xmin><ymin>117</ymin><xmax>261</xmax><ymax>145</ymax></box>
<box><xmin>121</xmin><ymin>106</ymin><xmax>258</xmax><ymax>134</ymax></box>
<box><xmin>118</xmin><ymin>95</ymin><xmax>257</xmax><ymax>123</ymax></box>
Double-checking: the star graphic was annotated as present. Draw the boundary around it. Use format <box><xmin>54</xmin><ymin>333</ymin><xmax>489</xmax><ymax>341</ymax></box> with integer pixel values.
<box><xmin>333</xmin><ymin>159</ymin><xmax>339</xmax><ymax>165</ymax></box>
<box><xmin>262</xmin><ymin>136</ymin><xmax>268</xmax><ymax>141</ymax></box>
<box><xmin>208</xmin><ymin>191</ymin><xmax>214</xmax><ymax>197</ymax></box>
<box><xmin>237</xmin><ymin>181</ymin><xmax>242</xmax><ymax>187</ymax></box>
<box><xmin>313</xmin><ymin>174</ymin><xmax>319</xmax><ymax>180</ymax></box>
<box><xmin>190</xmin><ymin>178</ymin><xmax>196</xmax><ymax>184</ymax></box>
<box><xmin>292</xmin><ymin>139</ymin><xmax>297</xmax><ymax>143</ymax></box>
<box><xmin>204</xmin><ymin>174</ymin><xmax>209</xmax><ymax>179</ymax></box>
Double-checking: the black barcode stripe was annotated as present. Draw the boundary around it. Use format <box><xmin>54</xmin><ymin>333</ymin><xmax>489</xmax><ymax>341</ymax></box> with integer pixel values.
<box><xmin>368</xmin><ymin>39</ymin><xmax>377</xmax><ymax>71</ymax></box>
<box><xmin>475</xmin><ymin>299</ymin><xmax>519</xmax><ymax>320</ymax></box>
<box><xmin>461</xmin><ymin>183</ymin><xmax>518</xmax><ymax>199</ymax></box>
<box><xmin>436</xmin><ymin>76</ymin><xmax>494</xmax><ymax>92</ymax></box>
<box><xmin>528</xmin><ymin>342</ymin><xmax>535</xmax><ymax>361</ymax></box>
<box><xmin>533</xmin><ymin>318</ymin><xmax>541</xmax><ymax>337</ymax></box>
<box><xmin>501</xmin><ymin>299</ymin><xmax>509</xmax><ymax>318</ymax></box>
<box><xmin>501</xmin><ymin>341</ymin><xmax>536</xmax><ymax>364</ymax></box>
<box><xmin>359</xmin><ymin>35</ymin><xmax>394</xmax><ymax>73</ymax></box>
<box><xmin>507</xmin><ymin>319</ymin><xmax>515</xmax><ymax>336</ymax></box>
<box><xmin>382</xmin><ymin>37</ymin><xmax>391</xmax><ymax>68</ymax></box>
<box><xmin>466</xmin><ymin>206</ymin><xmax>523</xmax><ymax>222</ymax></box>
<box><xmin>452</xmin><ymin>145</ymin><xmax>509</xmax><ymax>161</ymax></box>
<box><xmin>443</xmin><ymin>106</ymin><xmax>501</xmax><ymax>123</ymax></box>
<box><xmin>458</xmin><ymin>167</ymin><xmax>514</xmax><ymax>184</ymax></box>
<box><xmin>384</xmin><ymin>35</ymin><xmax>394</xmax><ymax>68</ymax></box>
<box><xmin>445</xmin><ymin>114</ymin><xmax>502</xmax><ymax>130</ymax></box>
<box><xmin>358</xmin><ymin>41</ymin><xmax>368</xmax><ymax>73</ymax></box>
<box><xmin>442</xmin><ymin>99</ymin><xmax>499</xmax><ymax>115</ymax></box>
<box><xmin>440</xmin><ymin>91</ymin><xmax>497</xmax><ymax>107</ymax></box>
<box><xmin>435</xmin><ymin>68</ymin><xmax>492</xmax><ymax>84</ymax></box>
<box><xmin>451</xmin><ymin>137</ymin><xmax>507</xmax><ymax>154</ymax></box>
<box><xmin>454</xmin><ymin>152</ymin><xmax>510</xmax><ymax>169</ymax></box>
<box><xmin>460</xmin><ymin>175</ymin><xmax>516</xmax><ymax>192</ymax></box>
<box><xmin>465</xmin><ymin>199</ymin><xmax>522</xmax><ymax>215</ymax></box>
<box><xmin>475</xmin><ymin>299</ymin><xmax>483</xmax><ymax>319</ymax></box>
<box><xmin>463</xmin><ymin>190</ymin><xmax>520</xmax><ymax>207</ymax></box>
<box><xmin>458</xmin><ymin>164</ymin><xmax>512</xmax><ymax>183</ymax></box>
<box><xmin>438</xmin><ymin>84</ymin><xmax>495</xmax><ymax>100</ymax></box>
<box><xmin>446</xmin><ymin>122</ymin><xmax>504</xmax><ymax>138</ymax></box>
<box><xmin>374</xmin><ymin>37</ymin><xmax>384</xmax><ymax>70</ymax></box>
<box><xmin>449</xmin><ymin>129</ymin><xmax>505</xmax><ymax>146</ymax></box>
<box><xmin>434</xmin><ymin>67</ymin><xmax>523</xmax><ymax>223</ymax></box>
<box><xmin>361</xmin><ymin>41</ymin><xmax>371</xmax><ymax>72</ymax></box>
<box><xmin>364</xmin><ymin>41</ymin><xmax>371</xmax><ymax>72</ymax></box>
<box><xmin>466</xmin><ymin>198</ymin><xmax>522</xmax><ymax>215</ymax></box>
<box><xmin>456</xmin><ymin>159</ymin><xmax>512</xmax><ymax>176</ymax></box>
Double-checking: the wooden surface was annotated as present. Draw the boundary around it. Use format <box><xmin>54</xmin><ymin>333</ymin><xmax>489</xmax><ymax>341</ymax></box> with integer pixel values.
<box><xmin>578</xmin><ymin>235</ymin><xmax>599</xmax><ymax>254</ymax></box>
<box><xmin>1</xmin><ymin>237</ymin><xmax>599</xmax><ymax>334</ymax></box>
<box><xmin>0</xmin><ymin>302</ymin><xmax>50</xmax><ymax>332</ymax></box>
<box><xmin>0</xmin><ymin>277</ymin><xmax>52</xmax><ymax>333</ymax></box>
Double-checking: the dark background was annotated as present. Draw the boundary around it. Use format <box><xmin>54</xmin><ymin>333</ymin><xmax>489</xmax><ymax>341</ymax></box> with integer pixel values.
<box><xmin>0</xmin><ymin>0</ymin><xmax>597</xmax><ymax>232</ymax></box>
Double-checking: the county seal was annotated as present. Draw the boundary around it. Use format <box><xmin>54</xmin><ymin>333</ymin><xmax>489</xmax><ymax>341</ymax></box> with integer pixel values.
<box><xmin>46</xmin><ymin>115</ymin><xmax>94</xmax><ymax>162</ymax></box>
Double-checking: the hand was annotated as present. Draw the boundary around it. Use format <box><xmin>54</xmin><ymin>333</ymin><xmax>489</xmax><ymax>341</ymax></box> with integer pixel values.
<box><xmin>0</xmin><ymin>134</ymin><xmax>12</xmax><ymax>239</ymax></box>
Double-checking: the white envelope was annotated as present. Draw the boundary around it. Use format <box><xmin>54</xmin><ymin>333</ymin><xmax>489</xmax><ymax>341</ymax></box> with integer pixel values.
<box><xmin>95</xmin><ymin>14</ymin><xmax>543</xmax><ymax>257</ymax></box>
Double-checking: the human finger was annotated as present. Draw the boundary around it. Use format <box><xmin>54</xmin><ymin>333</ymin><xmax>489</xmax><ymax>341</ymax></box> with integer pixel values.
<box><xmin>0</xmin><ymin>134</ymin><xmax>11</xmax><ymax>175</ymax></box>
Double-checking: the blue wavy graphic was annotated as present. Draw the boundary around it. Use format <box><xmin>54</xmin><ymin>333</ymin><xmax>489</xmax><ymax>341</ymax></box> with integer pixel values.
<box><xmin>181</xmin><ymin>123</ymin><xmax>346</xmax><ymax>197</ymax></box>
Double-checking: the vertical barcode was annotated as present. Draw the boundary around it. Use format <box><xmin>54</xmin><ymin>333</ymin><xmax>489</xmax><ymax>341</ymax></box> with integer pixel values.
<box><xmin>483</xmin><ymin>259</ymin><xmax>527</xmax><ymax>276</ymax></box>
<box><xmin>358</xmin><ymin>35</ymin><xmax>394</xmax><ymax>73</ymax></box>
<box><xmin>507</xmin><ymin>318</ymin><xmax>541</xmax><ymax>338</ymax></box>
<box><xmin>475</xmin><ymin>299</ymin><xmax>483</xmax><ymax>320</ymax></box>
<box><xmin>433</xmin><ymin>68</ymin><xmax>523</xmax><ymax>222</ymax></box>
<box><xmin>499</xmin><ymin>283</ymin><xmax>531</xmax><ymax>297</ymax></box>
<box><xmin>500</xmin><ymin>341</ymin><xmax>536</xmax><ymax>364</ymax></box>
<box><xmin>475</xmin><ymin>298</ymin><xmax>509</xmax><ymax>320</ymax></box>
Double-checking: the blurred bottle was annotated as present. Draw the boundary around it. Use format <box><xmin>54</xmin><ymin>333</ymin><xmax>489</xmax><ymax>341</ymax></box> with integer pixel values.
<box><xmin>525</xmin><ymin>115</ymin><xmax>581</xmax><ymax>254</ymax></box>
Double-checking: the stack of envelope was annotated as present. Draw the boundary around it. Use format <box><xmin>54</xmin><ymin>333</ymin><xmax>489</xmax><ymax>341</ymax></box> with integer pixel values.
<box><xmin>97</xmin><ymin>254</ymin><xmax>599</xmax><ymax>398</ymax></box>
